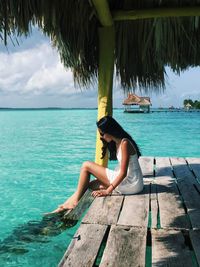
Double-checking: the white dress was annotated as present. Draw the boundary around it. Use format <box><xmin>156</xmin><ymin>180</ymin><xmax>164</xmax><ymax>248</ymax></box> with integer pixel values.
<box><xmin>106</xmin><ymin>139</ymin><xmax>143</xmax><ymax>194</ymax></box>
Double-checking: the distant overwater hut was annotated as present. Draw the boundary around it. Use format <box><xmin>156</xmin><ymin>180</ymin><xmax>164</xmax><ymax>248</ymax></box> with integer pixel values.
<box><xmin>123</xmin><ymin>94</ymin><xmax>151</xmax><ymax>113</ymax></box>
<box><xmin>185</xmin><ymin>103</ymin><xmax>192</xmax><ymax>111</ymax></box>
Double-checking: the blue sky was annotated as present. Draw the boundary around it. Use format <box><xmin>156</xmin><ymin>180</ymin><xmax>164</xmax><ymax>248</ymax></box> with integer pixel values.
<box><xmin>0</xmin><ymin>27</ymin><xmax>200</xmax><ymax>108</ymax></box>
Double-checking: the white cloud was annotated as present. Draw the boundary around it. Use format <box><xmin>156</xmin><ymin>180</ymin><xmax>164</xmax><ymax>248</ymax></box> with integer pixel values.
<box><xmin>0</xmin><ymin>42</ymin><xmax>79</xmax><ymax>97</ymax></box>
<box><xmin>0</xmin><ymin>41</ymin><xmax>99</xmax><ymax>107</ymax></box>
<box><xmin>0</xmin><ymin>29</ymin><xmax>200</xmax><ymax>108</ymax></box>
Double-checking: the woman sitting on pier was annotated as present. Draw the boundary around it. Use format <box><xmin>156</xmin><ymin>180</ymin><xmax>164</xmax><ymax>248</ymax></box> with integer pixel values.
<box><xmin>49</xmin><ymin>116</ymin><xmax>143</xmax><ymax>213</ymax></box>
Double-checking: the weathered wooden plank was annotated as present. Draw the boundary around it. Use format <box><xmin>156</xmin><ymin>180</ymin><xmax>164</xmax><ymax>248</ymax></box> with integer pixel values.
<box><xmin>170</xmin><ymin>158</ymin><xmax>200</xmax><ymax>229</ymax></box>
<box><xmin>155</xmin><ymin>178</ymin><xmax>190</xmax><ymax>229</ymax></box>
<box><xmin>139</xmin><ymin>156</ymin><xmax>154</xmax><ymax>178</ymax></box>
<box><xmin>176</xmin><ymin>180</ymin><xmax>200</xmax><ymax>230</ymax></box>
<box><xmin>117</xmin><ymin>183</ymin><xmax>149</xmax><ymax>227</ymax></box>
<box><xmin>170</xmin><ymin>157</ymin><xmax>197</xmax><ymax>183</ymax></box>
<box><xmin>82</xmin><ymin>195</ymin><xmax>124</xmax><ymax>225</ymax></box>
<box><xmin>186</xmin><ymin>157</ymin><xmax>200</xmax><ymax>180</ymax></box>
<box><xmin>64</xmin><ymin>189</ymin><xmax>94</xmax><ymax>221</ymax></box>
<box><xmin>189</xmin><ymin>229</ymin><xmax>200</xmax><ymax>266</ymax></box>
<box><xmin>155</xmin><ymin>157</ymin><xmax>174</xmax><ymax>178</ymax></box>
<box><xmin>58</xmin><ymin>224</ymin><xmax>107</xmax><ymax>267</ymax></box>
<box><xmin>194</xmin><ymin>183</ymin><xmax>200</xmax><ymax>194</ymax></box>
<box><xmin>152</xmin><ymin>229</ymin><xmax>193</xmax><ymax>267</ymax></box>
<box><xmin>152</xmin><ymin>157</ymin><xmax>188</xmax><ymax>229</ymax></box>
<box><xmin>155</xmin><ymin>158</ymin><xmax>174</xmax><ymax>181</ymax></box>
<box><xmin>150</xmin><ymin>182</ymin><xmax>158</xmax><ymax>229</ymax></box>
<box><xmin>100</xmin><ymin>226</ymin><xmax>147</xmax><ymax>267</ymax></box>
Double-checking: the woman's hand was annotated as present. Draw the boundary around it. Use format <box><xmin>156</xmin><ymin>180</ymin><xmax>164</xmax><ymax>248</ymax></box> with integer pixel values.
<box><xmin>92</xmin><ymin>189</ymin><xmax>110</xmax><ymax>197</ymax></box>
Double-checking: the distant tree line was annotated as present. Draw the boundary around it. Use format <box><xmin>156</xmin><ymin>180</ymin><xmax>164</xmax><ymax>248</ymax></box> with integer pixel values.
<box><xmin>183</xmin><ymin>99</ymin><xmax>200</xmax><ymax>109</ymax></box>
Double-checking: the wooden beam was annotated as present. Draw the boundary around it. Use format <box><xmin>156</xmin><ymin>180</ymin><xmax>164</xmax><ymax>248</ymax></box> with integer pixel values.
<box><xmin>113</xmin><ymin>7</ymin><xmax>200</xmax><ymax>21</ymax></box>
<box><xmin>92</xmin><ymin>0</ymin><xmax>113</xmax><ymax>26</ymax></box>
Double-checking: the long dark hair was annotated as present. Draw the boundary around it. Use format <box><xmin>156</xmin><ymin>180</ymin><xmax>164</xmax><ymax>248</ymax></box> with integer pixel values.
<box><xmin>96</xmin><ymin>116</ymin><xmax>141</xmax><ymax>160</ymax></box>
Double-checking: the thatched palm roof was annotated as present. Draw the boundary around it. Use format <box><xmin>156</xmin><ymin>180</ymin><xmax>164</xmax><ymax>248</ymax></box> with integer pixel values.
<box><xmin>1</xmin><ymin>0</ymin><xmax>200</xmax><ymax>91</ymax></box>
<box><xmin>123</xmin><ymin>93</ymin><xmax>151</xmax><ymax>105</ymax></box>
<box><xmin>123</xmin><ymin>93</ymin><xmax>141</xmax><ymax>105</ymax></box>
<box><xmin>138</xmin><ymin>98</ymin><xmax>151</xmax><ymax>106</ymax></box>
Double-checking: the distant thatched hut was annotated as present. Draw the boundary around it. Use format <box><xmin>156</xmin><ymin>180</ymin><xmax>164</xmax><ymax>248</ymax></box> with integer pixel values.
<box><xmin>123</xmin><ymin>94</ymin><xmax>151</xmax><ymax>113</ymax></box>
<box><xmin>185</xmin><ymin>103</ymin><xmax>192</xmax><ymax>111</ymax></box>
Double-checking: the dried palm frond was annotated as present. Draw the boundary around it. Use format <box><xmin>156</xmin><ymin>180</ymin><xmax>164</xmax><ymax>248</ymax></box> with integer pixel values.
<box><xmin>1</xmin><ymin>0</ymin><xmax>200</xmax><ymax>92</ymax></box>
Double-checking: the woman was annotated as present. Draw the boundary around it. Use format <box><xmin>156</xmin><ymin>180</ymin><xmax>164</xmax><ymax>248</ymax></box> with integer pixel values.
<box><xmin>49</xmin><ymin>116</ymin><xmax>143</xmax><ymax>214</ymax></box>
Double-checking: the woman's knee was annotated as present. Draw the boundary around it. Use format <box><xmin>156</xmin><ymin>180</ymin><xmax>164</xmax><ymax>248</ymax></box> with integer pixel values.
<box><xmin>81</xmin><ymin>161</ymin><xmax>92</xmax><ymax>171</ymax></box>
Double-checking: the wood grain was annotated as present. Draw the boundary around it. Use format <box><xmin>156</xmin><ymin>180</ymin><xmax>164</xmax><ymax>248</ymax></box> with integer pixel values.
<box><xmin>189</xmin><ymin>229</ymin><xmax>200</xmax><ymax>266</ymax></box>
<box><xmin>117</xmin><ymin>184</ymin><xmax>149</xmax><ymax>227</ymax></box>
<box><xmin>82</xmin><ymin>195</ymin><xmax>124</xmax><ymax>225</ymax></box>
<box><xmin>152</xmin><ymin>229</ymin><xmax>193</xmax><ymax>267</ymax></box>
<box><xmin>156</xmin><ymin>177</ymin><xmax>190</xmax><ymax>229</ymax></box>
<box><xmin>155</xmin><ymin>157</ymin><xmax>174</xmax><ymax>178</ymax></box>
<box><xmin>186</xmin><ymin>157</ymin><xmax>200</xmax><ymax>180</ymax></box>
<box><xmin>100</xmin><ymin>226</ymin><xmax>147</xmax><ymax>267</ymax></box>
<box><xmin>59</xmin><ymin>223</ymin><xmax>107</xmax><ymax>267</ymax></box>
<box><xmin>139</xmin><ymin>156</ymin><xmax>154</xmax><ymax>178</ymax></box>
<box><xmin>171</xmin><ymin>157</ymin><xmax>197</xmax><ymax>184</ymax></box>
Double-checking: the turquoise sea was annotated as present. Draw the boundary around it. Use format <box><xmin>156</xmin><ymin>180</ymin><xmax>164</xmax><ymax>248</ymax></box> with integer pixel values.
<box><xmin>0</xmin><ymin>109</ymin><xmax>200</xmax><ymax>266</ymax></box>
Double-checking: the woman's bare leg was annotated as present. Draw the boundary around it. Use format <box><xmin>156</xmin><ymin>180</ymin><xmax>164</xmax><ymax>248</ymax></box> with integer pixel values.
<box><xmin>59</xmin><ymin>161</ymin><xmax>110</xmax><ymax>210</ymax></box>
<box><xmin>44</xmin><ymin>161</ymin><xmax>110</xmax><ymax>214</ymax></box>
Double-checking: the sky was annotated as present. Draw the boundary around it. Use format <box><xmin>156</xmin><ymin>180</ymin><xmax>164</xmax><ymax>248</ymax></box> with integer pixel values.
<box><xmin>0</xmin><ymin>27</ymin><xmax>200</xmax><ymax>108</ymax></box>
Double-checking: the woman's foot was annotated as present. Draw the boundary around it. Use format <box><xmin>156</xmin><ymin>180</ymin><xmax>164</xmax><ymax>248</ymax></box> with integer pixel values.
<box><xmin>43</xmin><ymin>206</ymin><xmax>68</xmax><ymax>216</ymax></box>
<box><xmin>60</xmin><ymin>199</ymin><xmax>78</xmax><ymax>210</ymax></box>
<box><xmin>43</xmin><ymin>192</ymin><xmax>79</xmax><ymax>216</ymax></box>
<box><xmin>44</xmin><ymin>200</ymin><xmax>78</xmax><ymax>216</ymax></box>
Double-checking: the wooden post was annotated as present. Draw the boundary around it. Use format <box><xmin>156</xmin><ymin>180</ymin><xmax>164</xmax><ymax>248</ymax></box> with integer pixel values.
<box><xmin>92</xmin><ymin>0</ymin><xmax>114</xmax><ymax>166</ymax></box>
<box><xmin>95</xmin><ymin>26</ymin><xmax>115</xmax><ymax>166</ymax></box>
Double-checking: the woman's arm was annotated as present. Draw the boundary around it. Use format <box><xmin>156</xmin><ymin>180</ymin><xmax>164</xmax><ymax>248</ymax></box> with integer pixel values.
<box><xmin>92</xmin><ymin>140</ymin><xmax>135</xmax><ymax>197</ymax></box>
<box><xmin>106</xmin><ymin>140</ymin><xmax>130</xmax><ymax>194</ymax></box>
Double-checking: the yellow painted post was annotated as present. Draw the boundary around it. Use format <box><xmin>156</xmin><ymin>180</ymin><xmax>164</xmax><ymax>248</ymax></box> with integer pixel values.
<box><xmin>95</xmin><ymin>26</ymin><xmax>115</xmax><ymax>166</ymax></box>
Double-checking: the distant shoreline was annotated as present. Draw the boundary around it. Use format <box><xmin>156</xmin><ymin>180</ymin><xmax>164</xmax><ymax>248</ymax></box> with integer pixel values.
<box><xmin>0</xmin><ymin>107</ymin><xmax>199</xmax><ymax>112</ymax></box>
<box><xmin>0</xmin><ymin>107</ymin><xmax>124</xmax><ymax>110</ymax></box>
<box><xmin>0</xmin><ymin>107</ymin><xmax>99</xmax><ymax>110</ymax></box>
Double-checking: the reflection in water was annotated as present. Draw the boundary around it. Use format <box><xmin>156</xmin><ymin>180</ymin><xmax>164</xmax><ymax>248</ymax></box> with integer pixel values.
<box><xmin>0</xmin><ymin>214</ymin><xmax>77</xmax><ymax>254</ymax></box>
<box><xmin>0</xmin><ymin>190</ymin><xmax>93</xmax><ymax>255</ymax></box>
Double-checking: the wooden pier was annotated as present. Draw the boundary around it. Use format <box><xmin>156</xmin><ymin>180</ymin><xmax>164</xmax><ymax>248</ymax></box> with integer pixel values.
<box><xmin>58</xmin><ymin>157</ymin><xmax>200</xmax><ymax>267</ymax></box>
<box><xmin>151</xmin><ymin>109</ymin><xmax>200</xmax><ymax>113</ymax></box>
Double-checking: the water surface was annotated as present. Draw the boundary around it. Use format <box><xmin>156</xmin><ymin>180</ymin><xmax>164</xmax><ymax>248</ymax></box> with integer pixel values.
<box><xmin>0</xmin><ymin>109</ymin><xmax>199</xmax><ymax>266</ymax></box>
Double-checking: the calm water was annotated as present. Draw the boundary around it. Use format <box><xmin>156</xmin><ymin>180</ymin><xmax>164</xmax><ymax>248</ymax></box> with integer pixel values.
<box><xmin>0</xmin><ymin>109</ymin><xmax>199</xmax><ymax>266</ymax></box>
